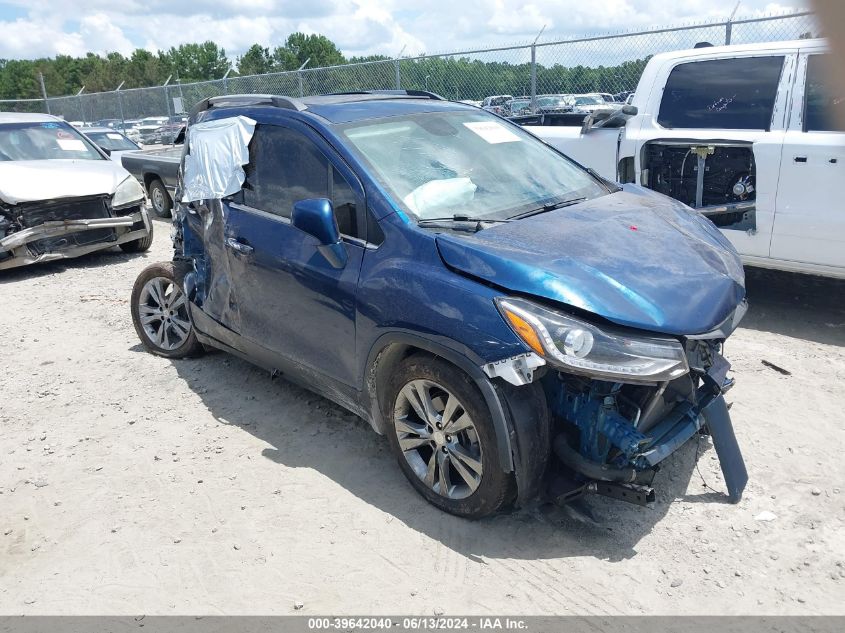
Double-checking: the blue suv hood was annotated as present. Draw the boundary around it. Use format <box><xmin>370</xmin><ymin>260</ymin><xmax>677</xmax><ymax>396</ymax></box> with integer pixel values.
<box><xmin>435</xmin><ymin>187</ymin><xmax>746</xmax><ymax>335</ymax></box>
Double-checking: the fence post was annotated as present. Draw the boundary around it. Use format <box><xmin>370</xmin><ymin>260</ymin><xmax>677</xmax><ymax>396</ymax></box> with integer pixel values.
<box><xmin>76</xmin><ymin>86</ymin><xmax>85</xmax><ymax>122</ymax></box>
<box><xmin>725</xmin><ymin>1</ymin><xmax>740</xmax><ymax>45</ymax></box>
<box><xmin>115</xmin><ymin>81</ymin><xmax>126</xmax><ymax>130</ymax></box>
<box><xmin>394</xmin><ymin>59</ymin><xmax>401</xmax><ymax>90</ymax></box>
<box><xmin>530</xmin><ymin>25</ymin><xmax>546</xmax><ymax>114</ymax></box>
<box><xmin>530</xmin><ymin>44</ymin><xmax>537</xmax><ymax>113</ymax></box>
<box><xmin>297</xmin><ymin>58</ymin><xmax>310</xmax><ymax>98</ymax></box>
<box><xmin>163</xmin><ymin>75</ymin><xmax>173</xmax><ymax>122</ymax></box>
<box><xmin>38</xmin><ymin>72</ymin><xmax>51</xmax><ymax>115</ymax></box>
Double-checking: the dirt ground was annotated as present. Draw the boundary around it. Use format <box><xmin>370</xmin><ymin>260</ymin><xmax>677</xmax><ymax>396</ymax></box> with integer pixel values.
<box><xmin>1</xmin><ymin>217</ymin><xmax>844</xmax><ymax>616</ymax></box>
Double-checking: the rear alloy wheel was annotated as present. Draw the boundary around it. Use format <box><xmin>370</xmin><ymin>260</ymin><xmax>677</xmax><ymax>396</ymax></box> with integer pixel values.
<box><xmin>387</xmin><ymin>356</ymin><xmax>513</xmax><ymax>518</ymax></box>
<box><xmin>148</xmin><ymin>179</ymin><xmax>172</xmax><ymax>218</ymax></box>
<box><xmin>130</xmin><ymin>261</ymin><xmax>203</xmax><ymax>358</ymax></box>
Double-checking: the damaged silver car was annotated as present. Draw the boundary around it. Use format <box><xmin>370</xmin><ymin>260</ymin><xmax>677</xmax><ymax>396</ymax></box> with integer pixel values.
<box><xmin>0</xmin><ymin>113</ymin><xmax>152</xmax><ymax>271</ymax></box>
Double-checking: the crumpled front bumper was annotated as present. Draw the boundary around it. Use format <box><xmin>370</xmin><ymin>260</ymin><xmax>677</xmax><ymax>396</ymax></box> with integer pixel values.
<box><xmin>548</xmin><ymin>364</ymin><xmax>747</xmax><ymax>506</ymax></box>
<box><xmin>0</xmin><ymin>207</ymin><xmax>151</xmax><ymax>270</ymax></box>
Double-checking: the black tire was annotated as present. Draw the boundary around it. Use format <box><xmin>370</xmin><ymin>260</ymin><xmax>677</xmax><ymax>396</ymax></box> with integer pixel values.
<box><xmin>148</xmin><ymin>179</ymin><xmax>172</xmax><ymax>218</ymax></box>
<box><xmin>385</xmin><ymin>354</ymin><xmax>514</xmax><ymax>519</ymax></box>
<box><xmin>119</xmin><ymin>221</ymin><xmax>153</xmax><ymax>253</ymax></box>
<box><xmin>130</xmin><ymin>261</ymin><xmax>203</xmax><ymax>359</ymax></box>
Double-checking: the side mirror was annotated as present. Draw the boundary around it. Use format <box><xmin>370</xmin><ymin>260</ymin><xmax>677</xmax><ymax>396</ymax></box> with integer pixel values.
<box><xmin>100</xmin><ymin>146</ymin><xmax>112</xmax><ymax>156</ymax></box>
<box><xmin>291</xmin><ymin>198</ymin><xmax>347</xmax><ymax>269</ymax></box>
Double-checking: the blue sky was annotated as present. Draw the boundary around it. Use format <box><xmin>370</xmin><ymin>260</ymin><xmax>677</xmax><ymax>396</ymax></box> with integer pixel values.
<box><xmin>0</xmin><ymin>0</ymin><xmax>810</xmax><ymax>61</ymax></box>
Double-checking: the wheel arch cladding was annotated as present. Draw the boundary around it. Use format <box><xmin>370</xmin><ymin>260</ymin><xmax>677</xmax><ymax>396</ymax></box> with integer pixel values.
<box><xmin>366</xmin><ymin>333</ymin><xmax>553</xmax><ymax>504</ymax></box>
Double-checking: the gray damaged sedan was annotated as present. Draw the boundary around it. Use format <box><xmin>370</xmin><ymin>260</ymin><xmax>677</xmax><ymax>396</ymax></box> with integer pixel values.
<box><xmin>0</xmin><ymin>113</ymin><xmax>152</xmax><ymax>271</ymax></box>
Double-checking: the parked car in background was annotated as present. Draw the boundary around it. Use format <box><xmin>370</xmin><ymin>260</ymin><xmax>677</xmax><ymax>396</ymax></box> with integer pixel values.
<box><xmin>151</xmin><ymin>123</ymin><xmax>185</xmax><ymax>145</ymax></box>
<box><xmin>566</xmin><ymin>93</ymin><xmax>620</xmax><ymax>114</ymax></box>
<box><xmin>83</xmin><ymin>127</ymin><xmax>142</xmax><ymax>163</ymax></box>
<box><xmin>536</xmin><ymin>94</ymin><xmax>574</xmax><ymax>113</ymax></box>
<box><xmin>596</xmin><ymin>92</ymin><xmax>616</xmax><ymax>103</ymax></box>
<box><xmin>526</xmin><ymin>38</ymin><xmax>845</xmax><ymax>279</ymax></box>
<box><xmin>130</xmin><ymin>92</ymin><xmax>748</xmax><ymax>519</ymax></box>
<box><xmin>93</xmin><ymin>118</ymin><xmax>123</xmax><ymax>130</ymax></box>
<box><xmin>505</xmin><ymin>98</ymin><xmax>531</xmax><ymax>116</ymax></box>
<box><xmin>136</xmin><ymin>116</ymin><xmax>169</xmax><ymax>144</ymax></box>
<box><xmin>0</xmin><ymin>113</ymin><xmax>152</xmax><ymax>270</ymax></box>
<box><xmin>121</xmin><ymin>141</ymin><xmax>182</xmax><ymax>218</ymax></box>
<box><xmin>122</xmin><ymin>120</ymin><xmax>143</xmax><ymax>144</ymax></box>
<box><xmin>481</xmin><ymin>95</ymin><xmax>513</xmax><ymax>115</ymax></box>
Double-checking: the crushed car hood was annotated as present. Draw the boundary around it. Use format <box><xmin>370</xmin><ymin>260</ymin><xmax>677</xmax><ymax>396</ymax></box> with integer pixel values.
<box><xmin>0</xmin><ymin>159</ymin><xmax>130</xmax><ymax>205</ymax></box>
<box><xmin>435</xmin><ymin>186</ymin><xmax>746</xmax><ymax>335</ymax></box>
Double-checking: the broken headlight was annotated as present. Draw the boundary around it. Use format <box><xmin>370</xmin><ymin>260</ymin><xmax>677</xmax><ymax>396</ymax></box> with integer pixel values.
<box><xmin>112</xmin><ymin>176</ymin><xmax>145</xmax><ymax>209</ymax></box>
<box><xmin>496</xmin><ymin>297</ymin><xmax>689</xmax><ymax>382</ymax></box>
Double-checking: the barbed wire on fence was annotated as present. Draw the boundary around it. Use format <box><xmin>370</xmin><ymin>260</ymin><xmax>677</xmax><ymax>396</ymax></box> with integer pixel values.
<box><xmin>0</xmin><ymin>10</ymin><xmax>819</xmax><ymax>121</ymax></box>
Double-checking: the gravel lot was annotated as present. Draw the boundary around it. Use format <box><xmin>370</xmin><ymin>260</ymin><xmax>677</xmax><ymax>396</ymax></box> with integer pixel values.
<box><xmin>1</xmin><ymin>217</ymin><xmax>844</xmax><ymax>615</ymax></box>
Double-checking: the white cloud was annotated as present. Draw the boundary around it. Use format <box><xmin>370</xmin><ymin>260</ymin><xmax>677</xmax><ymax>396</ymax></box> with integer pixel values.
<box><xmin>0</xmin><ymin>19</ymin><xmax>87</xmax><ymax>58</ymax></box>
<box><xmin>79</xmin><ymin>13</ymin><xmax>135</xmax><ymax>55</ymax></box>
<box><xmin>0</xmin><ymin>0</ymin><xmax>812</xmax><ymax>61</ymax></box>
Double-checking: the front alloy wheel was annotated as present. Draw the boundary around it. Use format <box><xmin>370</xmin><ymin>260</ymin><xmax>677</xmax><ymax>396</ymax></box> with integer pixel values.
<box><xmin>394</xmin><ymin>379</ymin><xmax>484</xmax><ymax>499</ymax></box>
<box><xmin>130</xmin><ymin>261</ymin><xmax>203</xmax><ymax>358</ymax></box>
<box><xmin>387</xmin><ymin>355</ymin><xmax>514</xmax><ymax>518</ymax></box>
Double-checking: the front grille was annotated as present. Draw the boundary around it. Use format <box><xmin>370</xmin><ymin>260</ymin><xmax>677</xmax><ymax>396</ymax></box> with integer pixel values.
<box><xmin>19</xmin><ymin>196</ymin><xmax>111</xmax><ymax>229</ymax></box>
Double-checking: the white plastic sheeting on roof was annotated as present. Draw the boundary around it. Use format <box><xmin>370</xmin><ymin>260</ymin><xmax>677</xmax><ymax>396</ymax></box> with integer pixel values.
<box><xmin>181</xmin><ymin>115</ymin><xmax>256</xmax><ymax>203</ymax></box>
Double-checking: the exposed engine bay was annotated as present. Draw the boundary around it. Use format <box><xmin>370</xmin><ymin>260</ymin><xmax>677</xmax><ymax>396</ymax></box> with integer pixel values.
<box><xmin>642</xmin><ymin>141</ymin><xmax>757</xmax><ymax>232</ymax></box>
<box><xmin>543</xmin><ymin>334</ymin><xmax>746</xmax><ymax>507</ymax></box>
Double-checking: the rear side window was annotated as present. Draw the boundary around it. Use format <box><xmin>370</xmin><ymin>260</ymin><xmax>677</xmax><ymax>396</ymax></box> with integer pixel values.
<box><xmin>243</xmin><ymin>126</ymin><xmax>328</xmax><ymax>219</ymax></box>
<box><xmin>805</xmin><ymin>55</ymin><xmax>845</xmax><ymax>132</ymax></box>
<box><xmin>658</xmin><ymin>56</ymin><xmax>785</xmax><ymax>130</ymax></box>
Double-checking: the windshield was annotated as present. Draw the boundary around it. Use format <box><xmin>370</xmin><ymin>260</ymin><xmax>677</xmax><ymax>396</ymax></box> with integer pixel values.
<box><xmin>340</xmin><ymin>110</ymin><xmax>606</xmax><ymax>221</ymax></box>
<box><xmin>0</xmin><ymin>121</ymin><xmax>105</xmax><ymax>161</ymax></box>
<box><xmin>86</xmin><ymin>131</ymin><xmax>139</xmax><ymax>151</ymax></box>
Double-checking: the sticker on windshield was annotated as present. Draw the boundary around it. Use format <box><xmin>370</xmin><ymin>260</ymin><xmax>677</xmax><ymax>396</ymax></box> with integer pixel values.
<box><xmin>106</xmin><ymin>133</ymin><xmax>123</xmax><ymax>140</ymax></box>
<box><xmin>56</xmin><ymin>138</ymin><xmax>86</xmax><ymax>151</ymax></box>
<box><xmin>463</xmin><ymin>121</ymin><xmax>521</xmax><ymax>144</ymax></box>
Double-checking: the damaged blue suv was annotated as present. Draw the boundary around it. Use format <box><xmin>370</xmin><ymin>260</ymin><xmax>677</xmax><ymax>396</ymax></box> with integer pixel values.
<box><xmin>131</xmin><ymin>91</ymin><xmax>748</xmax><ymax>518</ymax></box>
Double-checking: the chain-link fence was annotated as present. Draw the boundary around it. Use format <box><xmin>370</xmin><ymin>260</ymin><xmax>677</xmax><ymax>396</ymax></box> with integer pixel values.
<box><xmin>0</xmin><ymin>10</ymin><xmax>818</xmax><ymax>122</ymax></box>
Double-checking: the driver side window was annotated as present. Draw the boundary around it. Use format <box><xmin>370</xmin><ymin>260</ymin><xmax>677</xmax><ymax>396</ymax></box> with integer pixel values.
<box><xmin>242</xmin><ymin>124</ymin><xmax>365</xmax><ymax>239</ymax></box>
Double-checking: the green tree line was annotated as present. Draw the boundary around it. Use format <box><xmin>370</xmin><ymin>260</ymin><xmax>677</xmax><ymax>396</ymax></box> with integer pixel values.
<box><xmin>0</xmin><ymin>33</ymin><xmax>358</xmax><ymax>99</ymax></box>
<box><xmin>1</xmin><ymin>30</ymin><xmax>649</xmax><ymax>106</ymax></box>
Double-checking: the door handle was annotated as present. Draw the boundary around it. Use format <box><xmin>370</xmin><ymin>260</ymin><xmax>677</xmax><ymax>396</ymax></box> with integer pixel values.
<box><xmin>794</xmin><ymin>156</ymin><xmax>807</xmax><ymax>163</ymax></box>
<box><xmin>225</xmin><ymin>237</ymin><xmax>254</xmax><ymax>255</ymax></box>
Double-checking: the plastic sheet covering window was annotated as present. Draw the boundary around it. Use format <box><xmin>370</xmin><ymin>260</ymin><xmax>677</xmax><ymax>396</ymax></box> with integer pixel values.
<box><xmin>181</xmin><ymin>116</ymin><xmax>256</xmax><ymax>202</ymax></box>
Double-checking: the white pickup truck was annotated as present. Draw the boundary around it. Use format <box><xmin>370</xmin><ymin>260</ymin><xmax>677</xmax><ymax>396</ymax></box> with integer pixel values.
<box><xmin>527</xmin><ymin>39</ymin><xmax>845</xmax><ymax>279</ymax></box>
